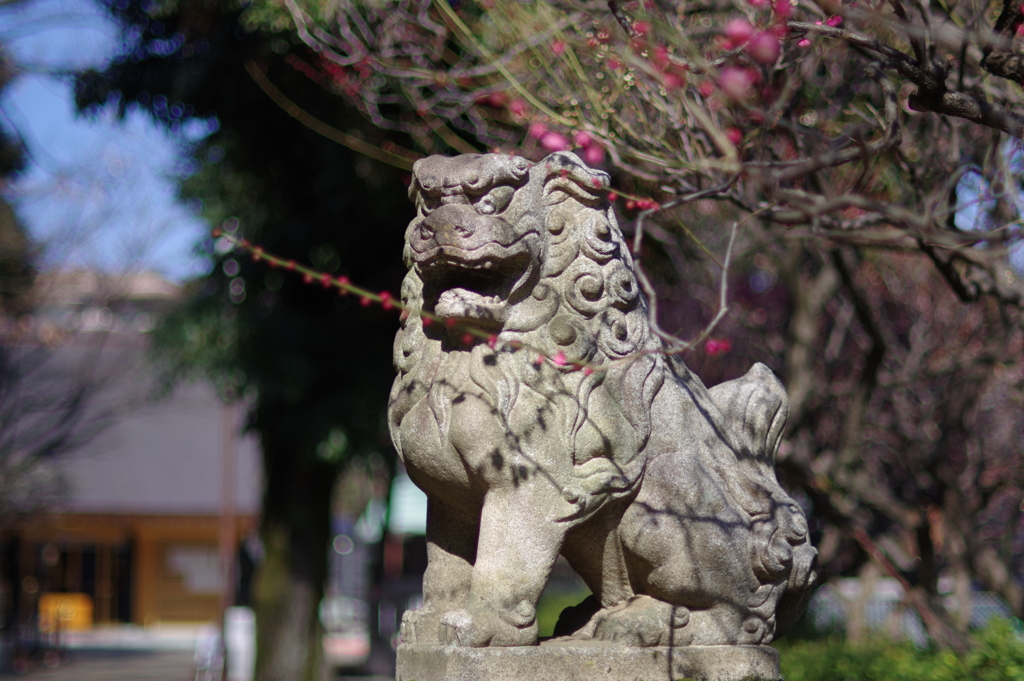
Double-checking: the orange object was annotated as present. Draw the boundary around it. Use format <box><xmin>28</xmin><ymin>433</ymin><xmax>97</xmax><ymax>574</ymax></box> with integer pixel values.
<box><xmin>39</xmin><ymin>593</ymin><xmax>93</xmax><ymax>631</ymax></box>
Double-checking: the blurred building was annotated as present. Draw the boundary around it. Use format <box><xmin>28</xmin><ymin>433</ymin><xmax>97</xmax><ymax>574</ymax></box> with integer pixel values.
<box><xmin>0</xmin><ymin>271</ymin><xmax>261</xmax><ymax>633</ymax></box>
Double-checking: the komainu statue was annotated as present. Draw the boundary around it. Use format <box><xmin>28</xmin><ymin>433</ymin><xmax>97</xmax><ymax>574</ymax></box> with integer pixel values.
<box><xmin>388</xmin><ymin>151</ymin><xmax>817</xmax><ymax>651</ymax></box>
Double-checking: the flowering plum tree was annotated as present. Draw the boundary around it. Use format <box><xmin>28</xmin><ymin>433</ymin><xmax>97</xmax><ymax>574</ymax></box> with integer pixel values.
<box><xmin>252</xmin><ymin>0</ymin><xmax>1022</xmax><ymax>291</ymax></box>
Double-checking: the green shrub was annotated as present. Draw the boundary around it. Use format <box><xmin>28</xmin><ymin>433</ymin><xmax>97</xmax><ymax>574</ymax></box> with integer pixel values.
<box><xmin>775</xmin><ymin>619</ymin><xmax>1024</xmax><ymax>681</ymax></box>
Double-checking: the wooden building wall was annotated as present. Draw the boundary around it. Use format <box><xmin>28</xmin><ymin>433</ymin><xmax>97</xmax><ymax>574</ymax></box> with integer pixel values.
<box><xmin>8</xmin><ymin>512</ymin><xmax>256</xmax><ymax>627</ymax></box>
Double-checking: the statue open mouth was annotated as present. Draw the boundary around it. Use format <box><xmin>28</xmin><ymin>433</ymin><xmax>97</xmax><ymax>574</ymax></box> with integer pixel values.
<box><xmin>418</xmin><ymin>248</ymin><xmax>534</xmax><ymax>327</ymax></box>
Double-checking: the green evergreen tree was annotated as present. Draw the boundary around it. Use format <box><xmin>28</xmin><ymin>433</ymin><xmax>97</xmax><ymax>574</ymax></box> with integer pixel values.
<box><xmin>77</xmin><ymin>4</ymin><xmax>414</xmax><ymax>678</ymax></box>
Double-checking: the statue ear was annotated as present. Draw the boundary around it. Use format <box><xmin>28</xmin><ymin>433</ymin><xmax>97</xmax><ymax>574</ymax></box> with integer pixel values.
<box><xmin>539</xmin><ymin>152</ymin><xmax>611</xmax><ymax>207</ymax></box>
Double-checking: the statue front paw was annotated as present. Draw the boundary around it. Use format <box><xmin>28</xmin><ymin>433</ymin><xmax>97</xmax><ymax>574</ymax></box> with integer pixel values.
<box><xmin>439</xmin><ymin>602</ymin><xmax>538</xmax><ymax>647</ymax></box>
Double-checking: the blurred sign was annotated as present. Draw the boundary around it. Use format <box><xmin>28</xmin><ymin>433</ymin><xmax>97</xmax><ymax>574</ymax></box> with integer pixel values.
<box><xmin>39</xmin><ymin>593</ymin><xmax>93</xmax><ymax>631</ymax></box>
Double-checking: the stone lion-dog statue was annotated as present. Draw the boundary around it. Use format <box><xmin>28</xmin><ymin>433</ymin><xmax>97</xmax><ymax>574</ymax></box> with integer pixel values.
<box><xmin>388</xmin><ymin>151</ymin><xmax>817</xmax><ymax>649</ymax></box>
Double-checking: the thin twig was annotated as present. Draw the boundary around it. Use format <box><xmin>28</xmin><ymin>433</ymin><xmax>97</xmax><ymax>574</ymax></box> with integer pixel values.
<box><xmin>243</xmin><ymin>60</ymin><xmax>416</xmax><ymax>170</ymax></box>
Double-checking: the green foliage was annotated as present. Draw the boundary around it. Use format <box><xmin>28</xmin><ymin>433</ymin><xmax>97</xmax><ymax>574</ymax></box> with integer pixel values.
<box><xmin>776</xmin><ymin>619</ymin><xmax>1024</xmax><ymax>681</ymax></box>
<box><xmin>536</xmin><ymin>588</ymin><xmax>590</xmax><ymax>638</ymax></box>
<box><xmin>148</xmin><ymin>278</ymin><xmax>242</xmax><ymax>398</ymax></box>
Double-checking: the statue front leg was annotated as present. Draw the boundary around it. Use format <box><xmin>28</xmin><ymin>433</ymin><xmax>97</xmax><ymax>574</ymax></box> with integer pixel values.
<box><xmin>401</xmin><ymin>496</ymin><xmax>478</xmax><ymax>644</ymax></box>
<box><xmin>440</xmin><ymin>483</ymin><xmax>565</xmax><ymax>647</ymax></box>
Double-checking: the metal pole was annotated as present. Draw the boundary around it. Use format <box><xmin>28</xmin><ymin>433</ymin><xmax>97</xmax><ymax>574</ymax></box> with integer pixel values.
<box><xmin>219</xmin><ymin>401</ymin><xmax>237</xmax><ymax>681</ymax></box>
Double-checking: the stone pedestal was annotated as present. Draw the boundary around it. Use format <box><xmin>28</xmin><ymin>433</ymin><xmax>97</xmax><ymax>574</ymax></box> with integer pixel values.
<box><xmin>396</xmin><ymin>639</ymin><xmax>780</xmax><ymax>681</ymax></box>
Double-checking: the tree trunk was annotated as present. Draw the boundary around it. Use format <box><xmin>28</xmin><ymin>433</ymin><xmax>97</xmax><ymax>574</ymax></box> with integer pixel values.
<box><xmin>254</xmin><ymin>522</ymin><xmax>324</xmax><ymax>681</ymax></box>
<box><xmin>252</xmin><ymin>432</ymin><xmax>336</xmax><ymax>681</ymax></box>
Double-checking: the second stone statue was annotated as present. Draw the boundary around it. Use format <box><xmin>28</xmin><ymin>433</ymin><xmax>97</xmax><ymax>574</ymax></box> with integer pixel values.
<box><xmin>387</xmin><ymin>151</ymin><xmax>817</xmax><ymax>676</ymax></box>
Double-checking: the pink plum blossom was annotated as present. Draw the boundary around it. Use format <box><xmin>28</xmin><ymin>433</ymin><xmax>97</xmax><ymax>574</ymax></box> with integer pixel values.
<box><xmin>583</xmin><ymin>145</ymin><xmax>605</xmax><ymax>165</ymax></box>
<box><xmin>719</xmin><ymin>66</ymin><xmax>758</xmax><ymax>102</ymax></box>
<box><xmin>705</xmin><ymin>338</ymin><xmax>732</xmax><ymax>356</ymax></box>
<box><xmin>724</xmin><ymin>18</ymin><xmax>755</xmax><ymax>48</ymax></box>
<box><xmin>663</xmin><ymin>72</ymin><xmax>685</xmax><ymax>90</ymax></box>
<box><xmin>652</xmin><ymin>45</ymin><xmax>671</xmax><ymax>69</ymax></box>
<box><xmin>748</xmin><ymin>31</ymin><xmax>780</xmax><ymax>63</ymax></box>
<box><xmin>540</xmin><ymin>132</ymin><xmax>570</xmax><ymax>151</ymax></box>
<box><xmin>477</xmin><ymin>92</ymin><xmax>507</xmax><ymax>108</ymax></box>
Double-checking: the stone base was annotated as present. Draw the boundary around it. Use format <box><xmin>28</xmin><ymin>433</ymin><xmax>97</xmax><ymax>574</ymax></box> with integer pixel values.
<box><xmin>396</xmin><ymin>639</ymin><xmax>779</xmax><ymax>681</ymax></box>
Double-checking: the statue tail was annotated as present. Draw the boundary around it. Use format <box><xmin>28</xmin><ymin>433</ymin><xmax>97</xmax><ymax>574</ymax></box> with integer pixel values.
<box><xmin>707</xmin><ymin>362</ymin><xmax>787</xmax><ymax>476</ymax></box>
<box><xmin>709</xmin><ymin>363</ymin><xmax>819</xmax><ymax>637</ymax></box>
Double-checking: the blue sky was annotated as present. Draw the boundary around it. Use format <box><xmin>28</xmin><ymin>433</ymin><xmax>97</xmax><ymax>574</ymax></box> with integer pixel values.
<box><xmin>0</xmin><ymin>0</ymin><xmax>211</xmax><ymax>282</ymax></box>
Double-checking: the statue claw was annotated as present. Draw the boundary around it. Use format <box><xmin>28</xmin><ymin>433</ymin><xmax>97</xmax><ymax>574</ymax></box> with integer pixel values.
<box><xmin>401</xmin><ymin>606</ymin><xmax>444</xmax><ymax>645</ymax></box>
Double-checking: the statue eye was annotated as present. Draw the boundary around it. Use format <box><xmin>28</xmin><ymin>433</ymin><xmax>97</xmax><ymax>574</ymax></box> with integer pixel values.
<box><xmin>419</xmin><ymin>194</ymin><xmax>442</xmax><ymax>215</ymax></box>
<box><xmin>475</xmin><ymin>186</ymin><xmax>514</xmax><ymax>215</ymax></box>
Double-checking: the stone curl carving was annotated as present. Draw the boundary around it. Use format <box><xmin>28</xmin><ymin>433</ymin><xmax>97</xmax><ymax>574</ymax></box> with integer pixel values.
<box><xmin>388</xmin><ymin>151</ymin><xmax>817</xmax><ymax>651</ymax></box>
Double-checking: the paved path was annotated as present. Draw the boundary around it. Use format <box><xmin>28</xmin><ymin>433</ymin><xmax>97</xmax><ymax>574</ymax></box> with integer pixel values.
<box><xmin>23</xmin><ymin>649</ymin><xmax>197</xmax><ymax>681</ymax></box>
<box><xmin>19</xmin><ymin>649</ymin><xmax>396</xmax><ymax>681</ymax></box>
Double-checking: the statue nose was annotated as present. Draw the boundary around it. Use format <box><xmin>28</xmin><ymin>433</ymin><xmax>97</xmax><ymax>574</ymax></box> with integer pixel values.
<box><xmin>421</xmin><ymin>205</ymin><xmax>478</xmax><ymax>244</ymax></box>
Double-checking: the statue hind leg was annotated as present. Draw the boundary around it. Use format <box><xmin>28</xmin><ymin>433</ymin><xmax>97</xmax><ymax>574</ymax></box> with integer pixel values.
<box><xmin>615</xmin><ymin>450</ymin><xmax>774</xmax><ymax>645</ymax></box>
<box><xmin>594</xmin><ymin>363</ymin><xmax>816</xmax><ymax>646</ymax></box>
